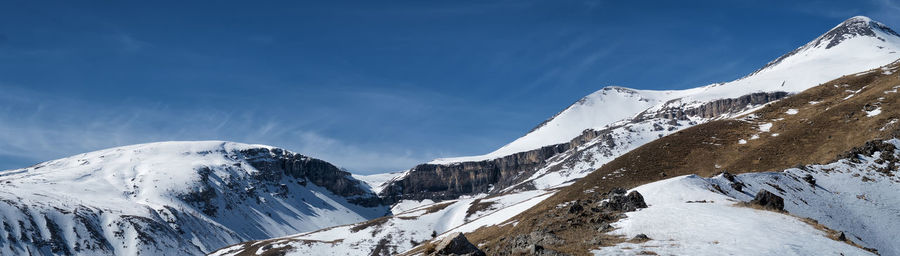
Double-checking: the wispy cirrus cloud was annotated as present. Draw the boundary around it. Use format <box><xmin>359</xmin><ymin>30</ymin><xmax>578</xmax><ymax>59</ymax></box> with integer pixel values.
<box><xmin>110</xmin><ymin>33</ymin><xmax>150</xmax><ymax>53</ymax></box>
<box><xmin>0</xmin><ymin>83</ymin><xmax>438</xmax><ymax>173</ymax></box>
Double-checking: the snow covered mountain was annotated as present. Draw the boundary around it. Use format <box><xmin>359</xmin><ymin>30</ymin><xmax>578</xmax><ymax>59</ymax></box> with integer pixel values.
<box><xmin>378</xmin><ymin>16</ymin><xmax>900</xmax><ymax>201</ymax></box>
<box><xmin>0</xmin><ymin>141</ymin><xmax>388</xmax><ymax>255</ymax></box>
<box><xmin>433</xmin><ymin>16</ymin><xmax>900</xmax><ymax>164</ymax></box>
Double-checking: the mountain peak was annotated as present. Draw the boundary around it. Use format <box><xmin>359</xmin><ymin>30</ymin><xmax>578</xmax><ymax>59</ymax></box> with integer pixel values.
<box><xmin>814</xmin><ymin>16</ymin><xmax>900</xmax><ymax>49</ymax></box>
<box><xmin>843</xmin><ymin>15</ymin><xmax>872</xmax><ymax>23</ymax></box>
<box><xmin>747</xmin><ymin>16</ymin><xmax>900</xmax><ymax>76</ymax></box>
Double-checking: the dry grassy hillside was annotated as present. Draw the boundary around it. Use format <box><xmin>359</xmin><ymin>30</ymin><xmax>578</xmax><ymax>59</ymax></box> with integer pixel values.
<box><xmin>456</xmin><ymin>61</ymin><xmax>900</xmax><ymax>255</ymax></box>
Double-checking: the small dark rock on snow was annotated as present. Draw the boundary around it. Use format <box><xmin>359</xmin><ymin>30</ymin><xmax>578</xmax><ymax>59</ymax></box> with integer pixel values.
<box><xmin>803</xmin><ymin>174</ymin><xmax>816</xmax><ymax>187</ymax></box>
<box><xmin>730</xmin><ymin>182</ymin><xmax>745</xmax><ymax>192</ymax></box>
<box><xmin>721</xmin><ymin>171</ymin><xmax>737</xmax><ymax>182</ymax></box>
<box><xmin>630</xmin><ymin>234</ymin><xmax>651</xmax><ymax>242</ymax></box>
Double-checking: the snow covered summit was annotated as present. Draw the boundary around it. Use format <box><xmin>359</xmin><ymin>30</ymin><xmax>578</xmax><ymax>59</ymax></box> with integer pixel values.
<box><xmin>431</xmin><ymin>16</ymin><xmax>900</xmax><ymax>164</ymax></box>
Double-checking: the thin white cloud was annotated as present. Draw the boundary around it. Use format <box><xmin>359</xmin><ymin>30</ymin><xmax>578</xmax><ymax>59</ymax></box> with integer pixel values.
<box><xmin>285</xmin><ymin>131</ymin><xmax>427</xmax><ymax>173</ymax></box>
<box><xmin>110</xmin><ymin>33</ymin><xmax>150</xmax><ymax>53</ymax></box>
<box><xmin>0</xmin><ymin>84</ymin><xmax>436</xmax><ymax>174</ymax></box>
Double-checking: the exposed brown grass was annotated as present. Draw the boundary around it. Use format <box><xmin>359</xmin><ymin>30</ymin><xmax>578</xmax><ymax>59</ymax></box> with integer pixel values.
<box><xmin>423</xmin><ymin>202</ymin><xmax>455</xmax><ymax>214</ymax></box>
<box><xmin>423</xmin><ymin>241</ymin><xmax>436</xmax><ymax>254</ymax></box>
<box><xmin>465</xmin><ymin>199</ymin><xmax>496</xmax><ymax>218</ymax></box>
<box><xmin>396</xmin><ymin>215</ymin><xmax>419</xmax><ymax>220</ymax></box>
<box><xmin>734</xmin><ymin>201</ymin><xmax>787</xmax><ymax>213</ymax></box>
<box><xmin>350</xmin><ymin>216</ymin><xmax>390</xmax><ymax>233</ymax></box>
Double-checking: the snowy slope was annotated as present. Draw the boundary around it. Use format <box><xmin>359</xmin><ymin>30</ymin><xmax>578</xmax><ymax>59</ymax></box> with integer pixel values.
<box><xmin>432</xmin><ymin>16</ymin><xmax>900</xmax><ymax>164</ymax></box>
<box><xmin>597</xmin><ymin>140</ymin><xmax>900</xmax><ymax>255</ymax></box>
<box><xmin>0</xmin><ymin>141</ymin><xmax>388</xmax><ymax>255</ymax></box>
<box><xmin>210</xmin><ymin>189</ymin><xmax>554</xmax><ymax>256</ymax></box>
<box><xmin>594</xmin><ymin>175</ymin><xmax>874</xmax><ymax>255</ymax></box>
<box><xmin>506</xmin><ymin>116</ymin><xmax>704</xmax><ymax>191</ymax></box>
<box><xmin>432</xmin><ymin>87</ymin><xmax>673</xmax><ymax>163</ymax></box>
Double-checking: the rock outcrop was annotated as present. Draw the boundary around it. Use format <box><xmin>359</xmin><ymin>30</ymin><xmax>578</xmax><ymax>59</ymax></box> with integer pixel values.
<box><xmin>239</xmin><ymin>147</ymin><xmax>384</xmax><ymax>206</ymax></box>
<box><xmin>600</xmin><ymin>188</ymin><xmax>648</xmax><ymax>212</ymax></box>
<box><xmin>749</xmin><ymin>190</ymin><xmax>785</xmax><ymax>211</ymax></box>
<box><xmin>645</xmin><ymin>92</ymin><xmax>789</xmax><ymax>120</ymax></box>
<box><xmin>430</xmin><ymin>233</ymin><xmax>486</xmax><ymax>256</ymax></box>
<box><xmin>839</xmin><ymin>140</ymin><xmax>898</xmax><ymax>161</ymax></box>
<box><xmin>380</xmin><ymin>144</ymin><xmax>569</xmax><ymax>202</ymax></box>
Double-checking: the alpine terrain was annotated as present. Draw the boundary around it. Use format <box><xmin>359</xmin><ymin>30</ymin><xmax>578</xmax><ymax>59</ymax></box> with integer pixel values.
<box><xmin>212</xmin><ymin>16</ymin><xmax>900</xmax><ymax>256</ymax></box>
<box><xmin>3</xmin><ymin>15</ymin><xmax>900</xmax><ymax>256</ymax></box>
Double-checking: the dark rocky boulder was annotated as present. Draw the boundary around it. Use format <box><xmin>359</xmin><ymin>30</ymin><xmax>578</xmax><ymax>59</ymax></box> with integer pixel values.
<box><xmin>508</xmin><ymin>232</ymin><xmax>567</xmax><ymax>256</ymax></box>
<box><xmin>431</xmin><ymin>232</ymin><xmax>486</xmax><ymax>256</ymax></box>
<box><xmin>749</xmin><ymin>190</ymin><xmax>785</xmax><ymax>211</ymax></box>
<box><xmin>601</xmin><ymin>188</ymin><xmax>648</xmax><ymax>212</ymax></box>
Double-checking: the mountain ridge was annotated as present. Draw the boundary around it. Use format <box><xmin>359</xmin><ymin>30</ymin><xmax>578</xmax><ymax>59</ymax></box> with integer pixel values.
<box><xmin>0</xmin><ymin>141</ymin><xmax>388</xmax><ymax>255</ymax></box>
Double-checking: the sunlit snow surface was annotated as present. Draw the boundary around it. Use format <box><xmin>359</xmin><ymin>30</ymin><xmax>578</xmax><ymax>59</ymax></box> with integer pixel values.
<box><xmin>596</xmin><ymin>140</ymin><xmax>900</xmax><ymax>255</ymax></box>
<box><xmin>595</xmin><ymin>177</ymin><xmax>869</xmax><ymax>255</ymax></box>
<box><xmin>866</xmin><ymin>107</ymin><xmax>882</xmax><ymax>117</ymax></box>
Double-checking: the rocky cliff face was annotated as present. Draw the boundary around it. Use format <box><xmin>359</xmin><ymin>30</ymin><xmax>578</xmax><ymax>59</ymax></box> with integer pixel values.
<box><xmin>380</xmin><ymin>92</ymin><xmax>789</xmax><ymax>202</ymax></box>
<box><xmin>381</xmin><ymin>144</ymin><xmax>570</xmax><ymax>202</ymax></box>
<box><xmin>646</xmin><ymin>92</ymin><xmax>789</xmax><ymax>120</ymax></box>
<box><xmin>239</xmin><ymin>147</ymin><xmax>383</xmax><ymax>206</ymax></box>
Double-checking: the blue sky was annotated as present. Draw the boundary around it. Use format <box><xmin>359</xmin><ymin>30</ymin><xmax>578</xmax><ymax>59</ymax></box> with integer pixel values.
<box><xmin>1</xmin><ymin>0</ymin><xmax>898</xmax><ymax>174</ymax></box>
